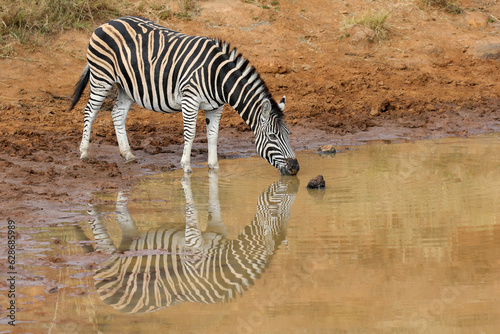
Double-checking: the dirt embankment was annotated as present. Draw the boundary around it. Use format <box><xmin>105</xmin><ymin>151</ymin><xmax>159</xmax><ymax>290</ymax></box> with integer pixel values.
<box><xmin>1</xmin><ymin>0</ymin><xmax>500</xmax><ymax>225</ymax></box>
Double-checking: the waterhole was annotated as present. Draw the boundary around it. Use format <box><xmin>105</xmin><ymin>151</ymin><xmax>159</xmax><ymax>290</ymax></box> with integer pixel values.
<box><xmin>2</xmin><ymin>133</ymin><xmax>499</xmax><ymax>333</ymax></box>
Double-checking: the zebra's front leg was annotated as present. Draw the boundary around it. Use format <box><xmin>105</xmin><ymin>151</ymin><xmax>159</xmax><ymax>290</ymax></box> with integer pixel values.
<box><xmin>114</xmin><ymin>191</ymin><xmax>140</xmax><ymax>250</ymax></box>
<box><xmin>181</xmin><ymin>175</ymin><xmax>202</xmax><ymax>249</ymax></box>
<box><xmin>205</xmin><ymin>107</ymin><xmax>223</xmax><ymax>170</ymax></box>
<box><xmin>80</xmin><ymin>82</ymin><xmax>112</xmax><ymax>159</ymax></box>
<box><xmin>111</xmin><ymin>89</ymin><xmax>136</xmax><ymax>163</ymax></box>
<box><xmin>180</xmin><ymin>101</ymin><xmax>200</xmax><ymax>174</ymax></box>
<box><xmin>207</xmin><ymin>169</ymin><xmax>227</xmax><ymax>237</ymax></box>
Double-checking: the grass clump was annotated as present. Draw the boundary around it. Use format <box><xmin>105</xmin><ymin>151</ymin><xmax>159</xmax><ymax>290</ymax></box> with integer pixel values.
<box><xmin>0</xmin><ymin>0</ymin><xmax>200</xmax><ymax>47</ymax></box>
<box><xmin>0</xmin><ymin>0</ymin><xmax>125</xmax><ymax>43</ymax></box>
<box><xmin>341</xmin><ymin>9</ymin><xmax>391</xmax><ymax>42</ymax></box>
<box><xmin>420</xmin><ymin>0</ymin><xmax>463</xmax><ymax>14</ymax></box>
<box><xmin>177</xmin><ymin>0</ymin><xmax>201</xmax><ymax>20</ymax></box>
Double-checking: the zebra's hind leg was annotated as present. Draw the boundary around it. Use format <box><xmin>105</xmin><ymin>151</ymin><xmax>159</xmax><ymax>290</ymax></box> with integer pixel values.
<box><xmin>87</xmin><ymin>204</ymin><xmax>117</xmax><ymax>254</ymax></box>
<box><xmin>205</xmin><ymin>106</ymin><xmax>223</xmax><ymax>170</ymax></box>
<box><xmin>80</xmin><ymin>81</ymin><xmax>112</xmax><ymax>159</ymax></box>
<box><xmin>111</xmin><ymin>88</ymin><xmax>136</xmax><ymax>163</ymax></box>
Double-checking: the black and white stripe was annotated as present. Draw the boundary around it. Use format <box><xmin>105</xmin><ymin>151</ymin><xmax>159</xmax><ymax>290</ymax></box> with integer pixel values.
<box><xmin>88</xmin><ymin>175</ymin><xmax>298</xmax><ymax>313</ymax></box>
<box><xmin>70</xmin><ymin>16</ymin><xmax>299</xmax><ymax>175</ymax></box>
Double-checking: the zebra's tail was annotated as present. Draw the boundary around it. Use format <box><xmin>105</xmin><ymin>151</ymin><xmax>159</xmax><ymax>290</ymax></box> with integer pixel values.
<box><xmin>69</xmin><ymin>64</ymin><xmax>90</xmax><ymax>111</ymax></box>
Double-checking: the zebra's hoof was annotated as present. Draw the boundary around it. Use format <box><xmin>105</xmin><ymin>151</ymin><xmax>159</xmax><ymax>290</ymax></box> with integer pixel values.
<box><xmin>122</xmin><ymin>151</ymin><xmax>137</xmax><ymax>163</ymax></box>
<box><xmin>80</xmin><ymin>152</ymin><xmax>89</xmax><ymax>160</ymax></box>
<box><xmin>125</xmin><ymin>156</ymin><xmax>138</xmax><ymax>164</ymax></box>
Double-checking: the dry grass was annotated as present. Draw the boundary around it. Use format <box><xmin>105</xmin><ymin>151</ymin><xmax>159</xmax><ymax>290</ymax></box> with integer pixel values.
<box><xmin>419</xmin><ymin>0</ymin><xmax>463</xmax><ymax>14</ymax></box>
<box><xmin>341</xmin><ymin>9</ymin><xmax>391</xmax><ymax>42</ymax></box>
<box><xmin>0</xmin><ymin>0</ymin><xmax>126</xmax><ymax>42</ymax></box>
<box><xmin>0</xmin><ymin>0</ymin><xmax>198</xmax><ymax>49</ymax></box>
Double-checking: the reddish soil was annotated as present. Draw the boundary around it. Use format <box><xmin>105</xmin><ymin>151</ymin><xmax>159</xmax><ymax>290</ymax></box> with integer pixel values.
<box><xmin>1</xmin><ymin>0</ymin><xmax>500</xmax><ymax>227</ymax></box>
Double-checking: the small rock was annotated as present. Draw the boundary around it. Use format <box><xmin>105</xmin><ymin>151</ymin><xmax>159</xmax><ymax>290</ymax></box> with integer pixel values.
<box><xmin>423</xmin><ymin>43</ymin><xmax>443</xmax><ymax>54</ymax></box>
<box><xmin>307</xmin><ymin>175</ymin><xmax>325</xmax><ymax>189</ymax></box>
<box><xmin>46</xmin><ymin>286</ymin><xmax>59</xmax><ymax>294</ymax></box>
<box><xmin>302</xmin><ymin>64</ymin><xmax>313</xmax><ymax>71</ymax></box>
<box><xmin>100</xmin><ymin>181</ymin><xmax>118</xmax><ymax>190</ymax></box>
<box><xmin>259</xmin><ymin>59</ymin><xmax>288</xmax><ymax>74</ymax></box>
<box><xmin>317</xmin><ymin>145</ymin><xmax>336</xmax><ymax>154</ymax></box>
<box><xmin>348</xmin><ymin>25</ymin><xmax>377</xmax><ymax>44</ymax></box>
<box><xmin>464</xmin><ymin>12</ymin><xmax>489</xmax><ymax>30</ymax></box>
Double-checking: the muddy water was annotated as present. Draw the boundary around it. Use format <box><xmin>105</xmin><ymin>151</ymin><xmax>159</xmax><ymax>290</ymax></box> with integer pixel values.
<box><xmin>2</xmin><ymin>133</ymin><xmax>500</xmax><ymax>333</ymax></box>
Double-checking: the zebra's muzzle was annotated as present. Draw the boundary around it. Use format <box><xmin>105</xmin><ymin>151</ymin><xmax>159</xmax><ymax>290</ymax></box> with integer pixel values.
<box><xmin>280</xmin><ymin>158</ymin><xmax>300</xmax><ymax>176</ymax></box>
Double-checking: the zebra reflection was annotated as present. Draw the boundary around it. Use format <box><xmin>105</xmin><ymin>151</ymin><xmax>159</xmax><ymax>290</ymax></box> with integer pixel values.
<box><xmin>87</xmin><ymin>174</ymin><xmax>298</xmax><ymax>313</ymax></box>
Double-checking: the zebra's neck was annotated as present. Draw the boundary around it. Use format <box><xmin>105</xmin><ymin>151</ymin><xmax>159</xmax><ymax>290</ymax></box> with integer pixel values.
<box><xmin>227</xmin><ymin>81</ymin><xmax>266</xmax><ymax>132</ymax></box>
<box><xmin>209</xmin><ymin>41</ymin><xmax>268</xmax><ymax>131</ymax></box>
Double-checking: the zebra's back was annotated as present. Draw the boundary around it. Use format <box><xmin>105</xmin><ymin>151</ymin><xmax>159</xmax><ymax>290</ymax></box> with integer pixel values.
<box><xmin>88</xmin><ymin>16</ymin><xmax>218</xmax><ymax>113</ymax></box>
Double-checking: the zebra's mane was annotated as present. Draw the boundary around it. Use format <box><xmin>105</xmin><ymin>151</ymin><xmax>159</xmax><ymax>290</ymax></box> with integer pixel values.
<box><xmin>213</xmin><ymin>39</ymin><xmax>283</xmax><ymax>120</ymax></box>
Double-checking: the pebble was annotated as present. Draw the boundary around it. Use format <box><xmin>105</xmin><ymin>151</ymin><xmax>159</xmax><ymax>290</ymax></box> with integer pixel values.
<box><xmin>317</xmin><ymin>145</ymin><xmax>336</xmax><ymax>154</ymax></box>
<box><xmin>307</xmin><ymin>175</ymin><xmax>325</xmax><ymax>189</ymax></box>
<box><xmin>370</xmin><ymin>108</ymin><xmax>380</xmax><ymax>116</ymax></box>
<box><xmin>302</xmin><ymin>64</ymin><xmax>313</xmax><ymax>71</ymax></box>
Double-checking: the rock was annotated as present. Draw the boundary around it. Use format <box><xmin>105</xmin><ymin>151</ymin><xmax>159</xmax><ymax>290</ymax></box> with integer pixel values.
<box><xmin>467</xmin><ymin>36</ymin><xmax>500</xmax><ymax>60</ymax></box>
<box><xmin>259</xmin><ymin>59</ymin><xmax>288</xmax><ymax>74</ymax></box>
<box><xmin>317</xmin><ymin>145</ymin><xmax>336</xmax><ymax>154</ymax></box>
<box><xmin>464</xmin><ymin>12</ymin><xmax>489</xmax><ymax>30</ymax></box>
<box><xmin>348</xmin><ymin>25</ymin><xmax>376</xmax><ymax>44</ymax></box>
<box><xmin>307</xmin><ymin>175</ymin><xmax>325</xmax><ymax>189</ymax></box>
<box><xmin>423</xmin><ymin>43</ymin><xmax>443</xmax><ymax>54</ymax></box>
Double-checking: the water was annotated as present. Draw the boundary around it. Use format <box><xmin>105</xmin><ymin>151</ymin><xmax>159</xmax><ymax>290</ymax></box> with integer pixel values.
<box><xmin>2</xmin><ymin>133</ymin><xmax>500</xmax><ymax>333</ymax></box>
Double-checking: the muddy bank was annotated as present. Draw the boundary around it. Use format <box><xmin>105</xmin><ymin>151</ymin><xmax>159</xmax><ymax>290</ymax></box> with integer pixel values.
<box><xmin>2</xmin><ymin>76</ymin><xmax>500</xmax><ymax>227</ymax></box>
<box><xmin>2</xmin><ymin>98</ymin><xmax>500</xmax><ymax>228</ymax></box>
<box><xmin>2</xmin><ymin>0</ymin><xmax>500</xmax><ymax>228</ymax></box>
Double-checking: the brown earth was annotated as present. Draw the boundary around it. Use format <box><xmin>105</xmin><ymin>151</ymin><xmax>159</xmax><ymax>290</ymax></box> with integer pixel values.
<box><xmin>1</xmin><ymin>0</ymin><xmax>500</xmax><ymax>227</ymax></box>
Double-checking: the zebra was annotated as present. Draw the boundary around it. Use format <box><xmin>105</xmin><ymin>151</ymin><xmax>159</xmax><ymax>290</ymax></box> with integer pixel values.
<box><xmin>69</xmin><ymin>16</ymin><xmax>300</xmax><ymax>175</ymax></box>
<box><xmin>86</xmin><ymin>173</ymin><xmax>298</xmax><ymax>313</ymax></box>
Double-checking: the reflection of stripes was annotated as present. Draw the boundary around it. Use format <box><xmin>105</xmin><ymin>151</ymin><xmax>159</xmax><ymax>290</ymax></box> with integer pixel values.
<box><xmin>70</xmin><ymin>16</ymin><xmax>297</xmax><ymax>174</ymax></box>
<box><xmin>90</xmin><ymin>180</ymin><xmax>296</xmax><ymax>313</ymax></box>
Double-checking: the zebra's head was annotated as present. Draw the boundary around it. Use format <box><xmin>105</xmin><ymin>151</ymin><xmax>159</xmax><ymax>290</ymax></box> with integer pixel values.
<box><xmin>255</xmin><ymin>96</ymin><xmax>300</xmax><ymax>176</ymax></box>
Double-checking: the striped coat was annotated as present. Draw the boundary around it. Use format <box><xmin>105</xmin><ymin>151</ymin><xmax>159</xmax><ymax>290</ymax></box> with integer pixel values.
<box><xmin>70</xmin><ymin>16</ymin><xmax>299</xmax><ymax>175</ymax></box>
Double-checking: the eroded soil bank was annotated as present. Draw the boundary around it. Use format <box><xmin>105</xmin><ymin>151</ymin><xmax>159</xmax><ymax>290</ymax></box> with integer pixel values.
<box><xmin>1</xmin><ymin>0</ymin><xmax>500</xmax><ymax>227</ymax></box>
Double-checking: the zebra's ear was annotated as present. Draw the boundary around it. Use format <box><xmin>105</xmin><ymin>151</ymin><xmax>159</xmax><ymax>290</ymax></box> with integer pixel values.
<box><xmin>278</xmin><ymin>96</ymin><xmax>286</xmax><ymax>112</ymax></box>
<box><xmin>261</xmin><ymin>99</ymin><xmax>272</xmax><ymax>122</ymax></box>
